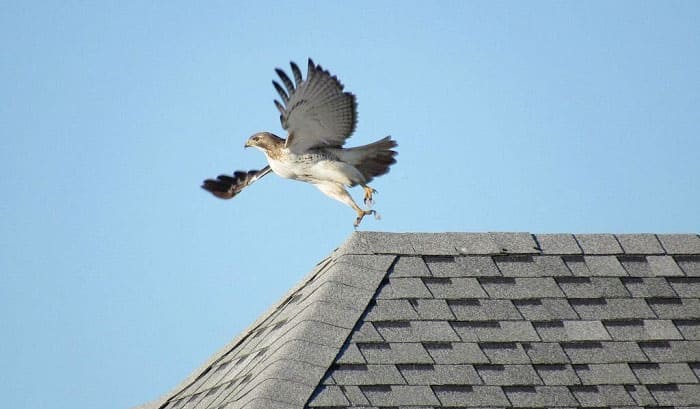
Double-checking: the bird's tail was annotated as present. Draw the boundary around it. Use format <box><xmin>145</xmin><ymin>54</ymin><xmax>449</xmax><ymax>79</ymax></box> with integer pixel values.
<box><xmin>340</xmin><ymin>136</ymin><xmax>398</xmax><ymax>184</ymax></box>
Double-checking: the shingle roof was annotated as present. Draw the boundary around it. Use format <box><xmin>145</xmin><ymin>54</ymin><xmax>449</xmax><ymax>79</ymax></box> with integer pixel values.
<box><xmin>137</xmin><ymin>232</ymin><xmax>700</xmax><ymax>409</ymax></box>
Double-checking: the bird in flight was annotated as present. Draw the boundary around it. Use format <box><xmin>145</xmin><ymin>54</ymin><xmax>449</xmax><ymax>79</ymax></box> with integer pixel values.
<box><xmin>202</xmin><ymin>59</ymin><xmax>398</xmax><ymax>227</ymax></box>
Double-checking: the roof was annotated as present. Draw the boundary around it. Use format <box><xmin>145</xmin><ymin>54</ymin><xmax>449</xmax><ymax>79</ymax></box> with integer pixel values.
<box><xmin>138</xmin><ymin>232</ymin><xmax>700</xmax><ymax>409</ymax></box>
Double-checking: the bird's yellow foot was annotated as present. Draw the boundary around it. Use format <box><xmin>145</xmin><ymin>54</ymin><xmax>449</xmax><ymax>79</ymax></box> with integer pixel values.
<box><xmin>354</xmin><ymin>209</ymin><xmax>378</xmax><ymax>228</ymax></box>
<box><xmin>363</xmin><ymin>186</ymin><xmax>377</xmax><ymax>207</ymax></box>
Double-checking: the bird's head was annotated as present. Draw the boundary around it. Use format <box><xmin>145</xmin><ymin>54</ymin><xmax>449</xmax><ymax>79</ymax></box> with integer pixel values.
<box><xmin>244</xmin><ymin>132</ymin><xmax>283</xmax><ymax>153</ymax></box>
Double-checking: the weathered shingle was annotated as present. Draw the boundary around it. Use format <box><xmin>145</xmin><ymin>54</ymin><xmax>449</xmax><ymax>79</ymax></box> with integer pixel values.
<box><xmin>535</xmin><ymin>233</ymin><xmax>581</xmax><ymax>254</ymax></box>
<box><xmin>562</xmin><ymin>341</ymin><xmax>648</xmax><ymax>364</ymax></box>
<box><xmin>358</xmin><ymin>342</ymin><xmax>434</xmax><ymax>364</ymax></box>
<box><xmin>448</xmin><ymin>299</ymin><xmax>522</xmax><ymax>321</ymax></box>
<box><xmin>556</xmin><ymin>276</ymin><xmax>630</xmax><ymax>298</ymax></box>
<box><xmin>330</xmin><ymin>364</ymin><xmax>404</xmax><ymax>385</ymax></box>
<box><xmin>375</xmin><ymin>277</ymin><xmax>433</xmax><ymax>299</ymax></box>
<box><xmin>570</xmin><ymin>384</ymin><xmax>635</xmax><ymax>406</ymax></box>
<box><xmin>479</xmin><ymin>342</ymin><xmax>531</xmax><ymax>364</ymax></box>
<box><xmin>574</xmin><ymin>363</ymin><xmax>638</xmax><ymax>385</ymax></box>
<box><xmin>569</xmin><ymin>298</ymin><xmax>655</xmax><ymax>320</ymax></box>
<box><xmin>453</xmin><ymin>321</ymin><xmax>540</xmax><ymax>342</ymax></box>
<box><xmin>432</xmin><ymin>385</ymin><xmax>509</xmax><ymax>407</ymax></box>
<box><xmin>534</xmin><ymin>320</ymin><xmax>611</xmax><ymax>342</ymax></box>
<box><xmin>513</xmin><ymin>298</ymin><xmax>579</xmax><ymax>320</ymax></box>
<box><xmin>389</xmin><ymin>256</ymin><xmax>431</xmax><ymax>277</ymax></box>
<box><xmin>479</xmin><ymin>276</ymin><xmax>564</xmax><ymax>298</ymax></box>
<box><xmin>503</xmin><ymin>385</ymin><xmax>578</xmax><ymax>407</ymax></box>
<box><xmin>616</xmin><ymin>234</ymin><xmax>665</xmax><ymax>254</ymax></box>
<box><xmin>475</xmin><ymin>364</ymin><xmax>541</xmax><ymax>385</ymax></box>
<box><xmin>630</xmin><ymin>362</ymin><xmax>699</xmax><ymax>384</ymax></box>
<box><xmin>410</xmin><ymin>299</ymin><xmax>456</xmax><ymax>320</ymax></box>
<box><xmin>424</xmin><ymin>342</ymin><xmax>489</xmax><ymax>364</ymax></box>
<box><xmin>534</xmin><ymin>364</ymin><xmax>580</xmax><ymax>385</ymax></box>
<box><xmin>657</xmin><ymin>234</ymin><xmax>700</xmax><ymax>254</ymax></box>
<box><xmin>423</xmin><ymin>277</ymin><xmax>488</xmax><ymax>298</ymax></box>
<box><xmin>397</xmin><ymin>364</ymin><xmax>482</xmax><ymax>385</ymax></box>
<box><xmin>523</xmin><ymin>342</ymin><xmax>570</xmax><ymax>364</ymax></box>
<box><xmin>360</xmin><ymin>384</ymin><xmax>441</xmax><ymax>406</ymax></box>
<box><xmin>575</xmin><ymin>234</ymin><xmax>624</xmax><ymax>255</ymax></box>
<box><xmin>374</xmin><ymin>320</ymin><xmax>461</xmax><ymax>342</ymax></box>
<box><xmin>622</xmin><ymin>276</ymin><xmax>677</xmax><ymax>297</ymax></box>
<box><xmin>648</xmin><ymin>383</ymin><xmax>700</xmax><ymax>406</ymax></box>
<box><xmin>138</xmin><ymin>232</ymin><xmax>700</xmax><ymax>409</ymax></box>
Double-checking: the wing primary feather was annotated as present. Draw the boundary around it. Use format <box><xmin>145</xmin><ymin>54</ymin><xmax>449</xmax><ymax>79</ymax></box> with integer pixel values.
<box><xmin>272</xmin><ymin>81</ymin><xmax>289</xmax><ymax>103</ymax></box>
<box><xmin>290</xmin><ymin>61</ymin><xmax>302</xmax><ymax>86</ymax></box>
<box><xmin>307</xmin><ymin>58</ymin><xmax>316</xmax><ymax>79</ymax></box>
<box><xmin>201</xmin><ymin>166</ymin><xmax>272</xmax><ymax>200</ymax></box>
<box><xmin>275</xmin><ymin>68</ymin><xmax>295</xmax><ymax>94</ymax></box>
<box><xmin>274</xmin><ymin>99</ymin><xmax>285</xmax><ymax>116</ymax></box>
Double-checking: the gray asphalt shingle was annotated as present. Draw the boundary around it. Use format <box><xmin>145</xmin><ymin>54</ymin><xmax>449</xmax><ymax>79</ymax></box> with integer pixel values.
<box><xmin>503</xmin><ymin>385</ymin><xmax>579</xmax><ymax>407</ymax></box>
<box><xmin>574</xmin><ymin>363</ymin><xmax>638</xmax><ymax>385</ymax></box>
<box><xmin>534</xmin><ymin>320</ymin><xmax>611</xmax><ymax>341</ymax></box>
<box><xmin>522</xmin><ymin>342</ymin><xmax>570</xmax><ymax>364</ymax></box>
<box><xmin>562</xmin><ymin>341</ymin><xmax>648</xmax><ymax>364</ymax></box>
<box><xmin>137</xmin><ymin>232</ymin><xmax>700</xmax><ymax>409</ymax></box>
<box><xmin>360</xmin><ymin>385</ymin><xmax>440</xmax><ymax>406</ymax></box>
<box><xmin>448</xmin><ymin>299</ymin><xmax>522</xmax><ymax>321</ymax></box>
<box><xmin>423</xmin><ymin>277</ymin><xmax>488</xmax><ymax>298</ymax></box>
<box><xmin>397</xmin><ymin>364</ymin><xmax>482</xmax><ymax>385</ymax></box>
<box><xmin>479</xmin><ymin>276</ymin><xmax>564</xmax><ymax>298</ymax></box>
<box><xmin>570</xmin><ymin>384</ymin><xmax>635</xmax><ymax>406</ymax></box>
<box><xmin>534</xmin><ymin>233</ymin><xmax>581</xmax><ymax>254</ymax></box>
<box><xmin>575</xmin><ymin>234</ymin><xmax>624</xmax><ymax>255</ymax></box>
<box><xmin>676</xmin><ymin>255</ymin><xmax>700</xmax><ymax>276</ymax></box>
<box><xmin>475</xmin><ymin>364</ymin><xmax>542</xmax><ymax>385</ymax></box>
<box><xmin>556</xmin><ymin>276</ymin><xmax>630</xmax><ymax>298</ymax></box>
<box><xmin>569</xmin><ymin>298</ymin><xmax>655</xmax><ymax>320</ymax></box>
<box><xmin>513</xmin><ymin>298</ymin><xmax>579</xmax><ymax>320</ymax></box>
<box><xmin>647</xmin><ymin>255</ymin><xmax>685</xmax><ymax>276</ymax></box>
<box><xmin>424</xmin><ymin>342</ymin><xmax>489</xmax><ymax>364</ymax></box>
<box><xmin>374</xmin><ymin>320</ymin><xmax>461</xmax><ymax>342</ymax></box>
<box><xmin>330</xmin><ymin>364</ymin><xmax>405</xmax><ymax>385</ymax></box>
<box><xmin>410</xmin><ymin>299</ymin><xmax>456</xmax><ymax>320</ymax></box>
<box><xmin>622</xmin><ymin>277</ymin><xmax>678</xmax><ymax>297</ymax></box>
<box><xmin>534</xmin><ymin>364</ymin><xmax>580</xmax><ymax>385</ymax></box>
<box><xmin>432</xmin><ymin>385</ymin><xmax>509</xmax><ymax>407</ymax></box>
<box><xmin>630</xmin><ymin>362</ymin><xmax>699</xmax><ymax>384</ymax></box>
<box><xmin>657</xmin><ymin>234</ymin><xmax>700</xmax><ymax>254</ymax></box>
<box><xmin>376</xmin><ymin>277</ymin><xmax>433</xmax><ymax>299</ymax></box>
<box><xmin>616</xmin><ymin>234</ymin><xmax>665</xmax><ymax>254</ymax></box>
<box><xmin>390</xmin><ymin>256</ymin><xmax>431</xmax><ymax>277</ymax></box>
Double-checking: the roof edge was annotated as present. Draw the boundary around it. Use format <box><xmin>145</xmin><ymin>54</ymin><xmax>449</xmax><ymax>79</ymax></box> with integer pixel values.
<box><xmin>136</xmin><ymin>251</ymin><xmax>395</xmax><ymax>409</ymax></box>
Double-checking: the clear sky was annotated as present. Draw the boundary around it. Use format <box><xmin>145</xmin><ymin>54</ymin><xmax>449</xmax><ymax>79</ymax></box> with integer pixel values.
<box><xmin>1</xmin><ymin>1</ymin><xmax>699</xmax><ymax>408</ymax></box>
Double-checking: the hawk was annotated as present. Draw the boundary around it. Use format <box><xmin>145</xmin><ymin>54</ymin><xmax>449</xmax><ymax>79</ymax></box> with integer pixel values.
<box><xmin>202</xmin><ymin>59</ymin><xmax>398</xmax><ymax>227</ymax></box>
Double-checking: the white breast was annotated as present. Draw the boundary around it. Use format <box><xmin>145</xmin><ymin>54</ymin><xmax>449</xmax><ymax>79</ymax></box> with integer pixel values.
<box><xmin>267</xmin><ymin>157</ymin><xmax>300</xmax><ymax>180</ymax></box>
<box><xmin>265</xmin><ymin>151</ymin><xmax>363</xmax><ymax>186</ymax></box>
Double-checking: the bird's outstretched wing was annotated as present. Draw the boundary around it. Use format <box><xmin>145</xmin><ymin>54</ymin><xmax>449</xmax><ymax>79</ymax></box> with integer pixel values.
<box><xmin>201</xmin><ymin>166</ymin><xmax>272</xmax><ymax>199</ymax></box>
<box><xmin>273</xmin><ymin>58</ymin><xmax>357</xmax><ymax>153</ymax></box>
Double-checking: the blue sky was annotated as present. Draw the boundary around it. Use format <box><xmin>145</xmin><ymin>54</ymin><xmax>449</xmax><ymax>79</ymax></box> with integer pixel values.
<box><xmin>1</xmin><ymin>1</ymin><xmax>699</xmax><ymax>408</ymax></box>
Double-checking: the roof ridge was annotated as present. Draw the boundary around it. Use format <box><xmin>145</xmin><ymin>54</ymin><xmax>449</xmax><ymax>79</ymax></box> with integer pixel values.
<box><xmin>335</xmin><ymin>232</ymin><xmax>700</xmax><ymax>256</ymax></box>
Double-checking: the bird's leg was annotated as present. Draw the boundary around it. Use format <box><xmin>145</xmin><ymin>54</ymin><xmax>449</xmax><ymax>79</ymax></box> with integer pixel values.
<box><xmin>354</xmin><ymin>208</ymin><xmax>377</xmax><ymax>228</ymax></box>
<box><xmin>362</xmin><ymin>185</ymin><xmax>377</xmax><ymax>207</ymax></box>
<box><xmin>312</xmin><ymin>182</ymin><xmax>381</xmax><ymax>228</ymax></box>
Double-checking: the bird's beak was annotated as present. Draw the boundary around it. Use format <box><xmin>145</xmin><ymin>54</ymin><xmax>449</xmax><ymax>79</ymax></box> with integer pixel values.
<box><xmin>244</xmin><ymin>139</ymin><xmax>252</xmax><ymax>148</ymax></box>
